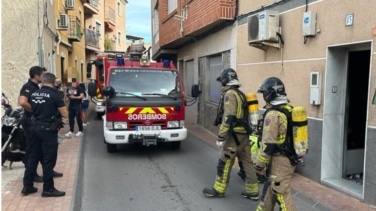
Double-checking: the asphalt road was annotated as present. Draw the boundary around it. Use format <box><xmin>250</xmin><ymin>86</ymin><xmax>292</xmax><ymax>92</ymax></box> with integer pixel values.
<box><xmin>74</xmin><ymin>121</ymin><xmax>252</xmax><ymax>210</ymax></box>
<box><xmin>71</xmin><ymin>112</ymin><xmax>323</xmax><ymax>211</ymax></box>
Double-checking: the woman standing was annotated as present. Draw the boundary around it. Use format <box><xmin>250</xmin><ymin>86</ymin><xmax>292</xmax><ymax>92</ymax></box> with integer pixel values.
<box><xmin>79</xmin><ymin>83</ymin><xmax>90</xmax><ymax>126</ymax></box>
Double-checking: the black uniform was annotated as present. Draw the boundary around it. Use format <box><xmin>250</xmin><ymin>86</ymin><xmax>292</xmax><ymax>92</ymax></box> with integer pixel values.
<box><xmin>23</xmin><ymin>86</ymin><xmax>65</xmax><ymax>191</ymax></box>
<box><xmin>67</xmin><ymin>86</ymin><xmax>84</xmax><ymax>132</ymax></box>
<box><xmin>19</xmin><ymin>79</ymin><xmax>40</xmax><ymax>165</ymax></box>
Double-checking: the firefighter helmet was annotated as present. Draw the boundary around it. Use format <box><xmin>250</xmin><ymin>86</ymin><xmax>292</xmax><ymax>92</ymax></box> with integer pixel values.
<box><xmin>216</xmin><ymin>68</ymin><xmax>240</xmax><ymax>86</ymax></box>
<box><xmin>257</xmin><ymin>77</ymin><xmax>286</xmax><ymax>102</ymax></box>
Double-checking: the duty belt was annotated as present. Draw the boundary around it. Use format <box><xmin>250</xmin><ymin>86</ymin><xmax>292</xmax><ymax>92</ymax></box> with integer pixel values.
<box><xmin>33</xmin><ymin>121</ymin><xmax>52</xmax><ymax>127</ymax></box>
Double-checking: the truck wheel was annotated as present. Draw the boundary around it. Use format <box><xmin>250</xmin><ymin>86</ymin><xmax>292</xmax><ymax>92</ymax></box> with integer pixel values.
<box><xmin>107</xmin><ymin>143</ymin><xmax>117</xmax><ymax>153</ymax></box>
<box><xmin>97</xmin><ymin>112</ymin><xmax>104</xmax><ymax>119</ymax></box>
<box><xmin>171</xmin><ymin>141</ymin><xmax>181</xmax><ymax>150</ymax></box>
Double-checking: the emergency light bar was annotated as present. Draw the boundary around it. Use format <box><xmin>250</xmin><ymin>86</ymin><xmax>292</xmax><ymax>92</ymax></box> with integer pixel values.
<box><xmin>163</xmin><ymin>60</ymin><xmax>170</xmax><ymax>68</ymax></box>
<box><xmin>116</xmin><ymin>54</ymin><xmax>125</xmax><ymax>66</ymax></box>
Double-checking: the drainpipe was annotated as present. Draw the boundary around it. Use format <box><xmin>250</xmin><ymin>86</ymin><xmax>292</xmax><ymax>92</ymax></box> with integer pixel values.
<box><xmin>56</xmin><ymin>31</ymin><xmax>62</xmax><ymax>56</ymax></box>
<box><xmin>37</xmin><ymin>1</ymin><xmax>44</xmax><ymax>66</ymax></box>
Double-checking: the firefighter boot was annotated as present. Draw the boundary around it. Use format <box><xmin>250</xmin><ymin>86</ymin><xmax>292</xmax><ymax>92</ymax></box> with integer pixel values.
<box><xmin>202</xmin><ymin>187</ymin><xmax>225</xmax><ymax>198</ymax></box>
<box><xmin>241</xmin><ymin>190</ymin><xmax>259</xmax><ymax>201</ymax></box>
<box><xmin>241</xmin><ymin>182</ymin><xmax>259</xmax><ymax>201</ymax></box>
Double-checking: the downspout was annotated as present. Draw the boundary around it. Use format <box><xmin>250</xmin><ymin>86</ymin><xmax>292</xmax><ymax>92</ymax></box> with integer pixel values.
<box><xmin>56</xmin><ymin>31</ymin><xmax>62</xmax><ymax>56</ymax></box>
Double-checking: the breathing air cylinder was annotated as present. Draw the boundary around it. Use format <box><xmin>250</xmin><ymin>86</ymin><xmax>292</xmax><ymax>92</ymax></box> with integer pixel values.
<box><xmin>291</xmin><ymin>106</ymin><xmax>309</xmax><ymax>157</ymax></box>
<box><xmin>246</xmin><ymin>92</ymin><xmax>259</xmax><ymax>127</ymax></box>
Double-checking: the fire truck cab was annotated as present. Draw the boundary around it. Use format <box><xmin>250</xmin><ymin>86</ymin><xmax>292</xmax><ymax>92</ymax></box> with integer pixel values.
<box><xmin>88</xmin><ymin>43</ymin><xmax>200</xmax><ymax>153</ymax></box>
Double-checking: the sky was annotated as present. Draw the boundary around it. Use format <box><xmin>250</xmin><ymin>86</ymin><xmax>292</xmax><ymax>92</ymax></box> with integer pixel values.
<box><xmin>126</xmin><ymin>1</ymin><xmax>152</xmax><ymax>43</ymax></box>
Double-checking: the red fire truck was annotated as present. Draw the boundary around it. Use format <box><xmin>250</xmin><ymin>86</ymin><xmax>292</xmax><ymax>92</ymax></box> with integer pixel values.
<box><xmin>87</xmin><ymin>43</ymin><xmax>199</xmax><ymax>153</ymax></box>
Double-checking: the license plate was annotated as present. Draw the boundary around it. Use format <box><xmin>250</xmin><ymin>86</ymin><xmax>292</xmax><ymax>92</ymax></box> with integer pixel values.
<box><xmin>136</xmin><ymin>126</ymin><xmax>161</xmax><ymax>131</ymax></box>
<box><xmin>116</xmin><ymin>135</ymin><xmax>125</xmax><ymax>140</ymax></box>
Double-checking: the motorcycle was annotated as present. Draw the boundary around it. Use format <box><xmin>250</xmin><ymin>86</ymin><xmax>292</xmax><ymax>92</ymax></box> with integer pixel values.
<box><xmin>1</xmin><ymin>93</ymin><xmax>26</xmax><ymax>169</ymax></box>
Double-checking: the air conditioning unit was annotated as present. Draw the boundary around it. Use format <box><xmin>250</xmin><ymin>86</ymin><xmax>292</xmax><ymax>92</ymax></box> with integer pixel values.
<box><xmin>247</xmin><ymin>10</ymin><xmax>280</xmax><ymax>43</ymax></box>
<box><xmin>58</xmin><ymin>14</ymin><xmax>69</xmax><ymax>29</ymax></box>
<box><xmin>65</xmin><ymin>0</ymin><xmax>74</xmax><ymax>9</ymax></box>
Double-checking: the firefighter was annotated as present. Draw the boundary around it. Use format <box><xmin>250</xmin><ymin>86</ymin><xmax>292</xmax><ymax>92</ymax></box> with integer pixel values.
<box><xmin>202</xmin><ymin>68</ymin><xmax>259</xmax><ymax>200</ymax></box>
<box><xmin>254</xmin><ymin>77</ymin><xmax>297</xmax><ymax>211</ymax></box>
<box><xmin>21</xmin><ymin>72</ymin><xmax>68</xmax><ymax>197</ymax></box>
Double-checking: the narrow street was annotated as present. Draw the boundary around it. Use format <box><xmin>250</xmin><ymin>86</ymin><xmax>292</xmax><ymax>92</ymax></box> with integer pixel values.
<box><xmin>1</xmin><ymin>106</ymin><xmax>372</xmax><ymax>210</ymax></box>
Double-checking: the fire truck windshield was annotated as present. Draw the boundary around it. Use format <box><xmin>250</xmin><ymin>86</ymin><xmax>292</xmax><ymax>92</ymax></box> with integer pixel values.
<box><xmin>109</xmin><ymin>69</ymin><xmax>181</xmax><ymax>97</ymax></box>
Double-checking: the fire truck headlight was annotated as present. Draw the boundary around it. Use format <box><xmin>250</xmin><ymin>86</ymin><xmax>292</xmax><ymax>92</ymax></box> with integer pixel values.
<box><xmin>114</xmin><ymin>122</ymin><xmax>127</xmax><ymax>129</ymax></box>
<box><xmin>167</xmin><ymin>121</ymin><xmax>180</xmax><ymax>128</ymax></box>
<box><xmin>106</xmin><ymin>121</ymin><xmax>114</xmax><ymax>130</ymax></box>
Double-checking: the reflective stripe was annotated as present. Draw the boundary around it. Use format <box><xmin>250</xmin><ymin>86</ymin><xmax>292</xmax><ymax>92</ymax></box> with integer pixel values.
<box><xmin>245</xmin><ymin>182</ymin><xmax>259</xmax><ymax>194</ymax></box>
<box><xmin>121</xmin><ymin>107</ymin><xmax>173</xmax><ymax>114</ymax></box>
<box><xmin>213</xmin><ymin>159</ymin><xmax>232</xmax><ymax>194</ymax></box>
<box><xmin>276</xmin><ymin>193</ymin><xmax>288</xmax><ymax>211</ymax></box>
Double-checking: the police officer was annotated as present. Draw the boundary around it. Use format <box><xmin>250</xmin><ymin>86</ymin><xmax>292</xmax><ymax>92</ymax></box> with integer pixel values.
<box><xmin>202</xmin><ymin>68</ymin><xmax>259</xmax><ymax>200</ymax></box>
<box><xmin>21</xmin><ymin>72</ymin><xmax>68</xmax><ymax>197</ymax></box>
<box><xmin>18</xmin><ymin>66</ymin><xmax>63</xmax><ymax>182</ymax></box>
<box><xmin>254</xmin><ymin>77</ymin><xmax>297</xmax><ymax>211</ymax></box>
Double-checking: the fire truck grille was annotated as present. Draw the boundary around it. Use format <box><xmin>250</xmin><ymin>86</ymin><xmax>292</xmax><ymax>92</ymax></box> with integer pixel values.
<box><xmin>129</xmin><ymin>121</ymin><xmax>165</xmax><ymax>129</ymax></box>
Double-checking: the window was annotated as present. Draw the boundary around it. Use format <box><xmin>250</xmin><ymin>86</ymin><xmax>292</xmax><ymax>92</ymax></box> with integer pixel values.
<box><xmin>168</xmin><ymin>0</ymin><xmax>177</xmax><ymax>14</ymax></box>
<box><xmin>208</xmin><ymin>55</ymin><xmax>222</xmax><ymax>103</ymax></box>
<box><xmin>118</xmin><ymin>32</ymin><xmax>121</xmax><ymax>45</ymax></box>
<box><xmin>95</xmin><ymin>21</ymin><xmax>101</xmax><ymax>38</ymax></box>
<box><xmin>109</xmin><ymin>69</ymin><xmax>180</xmax><ymax>96</ymax></box>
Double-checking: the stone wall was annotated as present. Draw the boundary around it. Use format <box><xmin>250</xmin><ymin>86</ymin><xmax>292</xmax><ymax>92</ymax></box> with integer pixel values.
<box><xmin>2</xmin><ymin>1</ymin><xmax>54</xmax><ymax>106</ymax></box>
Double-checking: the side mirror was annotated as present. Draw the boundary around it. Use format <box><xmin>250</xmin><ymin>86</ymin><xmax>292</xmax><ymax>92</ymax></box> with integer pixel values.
<box><xmin>86</xmin><ymin>62</ymin><xmax>93</xmax><ymax>78</ymax></box>
<box><xmin>102</xmin><ymin>86</ymin><xmax>115</xmax><ymax>98</ymax></box>
<box><xmin>88</xmin><ymin>81</ymin><xmax>96</xmax><ymax>97</ymax></box>
<box><xmin>191</xmin><ymin>84</ymin><xmax>201</xmax><ymax>98</ymax></box>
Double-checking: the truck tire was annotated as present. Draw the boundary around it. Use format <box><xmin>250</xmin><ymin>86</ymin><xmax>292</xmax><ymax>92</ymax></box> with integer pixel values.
<box><xmin>171</xmin><ymin>141</ymin><xmax>181</xmax><ymax>150</ymax></box>
<box><xmin>107</xmin><ymin>143</ymin><xmax>117</xmax><ymax>153</ymax></box>
<box><xmin>97</xmin><ymin>112</ymin><xmax>104</xmax><ymax>119</ymax></box>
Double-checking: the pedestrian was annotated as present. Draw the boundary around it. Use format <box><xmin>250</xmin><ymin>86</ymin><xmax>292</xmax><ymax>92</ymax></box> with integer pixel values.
<box><xmin>202</xmin><ymin>68</ymin><xmax>259</xmax><ymax>200</ymax></box>
<box><xmin>18</xmin><ymin>66</ymin><xmax>63</xmax><ymax>183</ymax></box>
<box><xmin>254</xmin><ymin>77</ymin><xmax>297</xmax><ymax>211</ymax></box>
<box><xmin>21</xmin><ymin>72</ymin><xmax>68</xmax><ymax>197</ymax></box>
<box><xmin>79</xmin><ymin>83</ymin><xmax>89</xmax><ymax>126</ymax></box>
<box><xmin>65</xmin><ymin>81</ymin><xmax>84</xmax><ymax>137</ymax></box>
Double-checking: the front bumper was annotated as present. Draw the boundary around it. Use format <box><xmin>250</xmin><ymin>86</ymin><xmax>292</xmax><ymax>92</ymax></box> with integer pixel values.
<box><xmin>103</xmin><ymin>122</ymin><xmax>187</xmax><ymax>145</ymax></box>
<box><xmin>91</xmin><ymin>97</ymin><xmax>105</xmax><ymax>113</ymax></box>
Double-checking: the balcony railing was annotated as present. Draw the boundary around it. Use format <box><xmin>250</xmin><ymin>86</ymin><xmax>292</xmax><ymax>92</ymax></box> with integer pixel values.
<box><xmin>68</xmin><ymin>16</ymin><xmax>82</xmax><ymax>42</ymax></box>
<box><xmin>83</xmin><ymin>0</ymin><xmax>99</xmax><ymax>15</ymax></box>
<box><xmin>104</xmin><ymin>6</ymin><xmax>116</xmax><ymax>26</ymax></box>
<box><xmin>85</xmin><ymin>28</ymin><xmax>100</xmax><ymax>49</ymax></box>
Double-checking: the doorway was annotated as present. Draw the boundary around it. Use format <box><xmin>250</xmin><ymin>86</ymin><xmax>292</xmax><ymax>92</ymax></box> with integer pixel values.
<box><xmin>321</xmin><ymin>42</ymin><xmax>371</xmax><ymax>199</ymax></box>
<box><xmin>60</xmin><ymin>57</ymin><xmax>66</xmax><ymax>85</ymax></box>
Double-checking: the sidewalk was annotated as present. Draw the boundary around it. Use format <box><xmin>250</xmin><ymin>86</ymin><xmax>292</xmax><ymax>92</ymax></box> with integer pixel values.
<box><xmin>2</xmin><ymin>121</ymin><xmax>376</xmax><ymax>211</ymax></box>
<box><xmin>185</xmin><ymin>123</ymin><xmax>376</xmax><ymax>211</ymax></box>
<box><xmin>1</xmin><ymin>120</ymin><xmax>81</xmax><ymax>211</ymax></box>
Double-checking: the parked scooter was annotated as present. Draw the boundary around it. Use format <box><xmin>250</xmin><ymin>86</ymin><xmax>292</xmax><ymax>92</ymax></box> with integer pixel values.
<box><xmin>1</xmin><ymin>93</ymin><xmax>26</xmax><ymax>169</ymax></box>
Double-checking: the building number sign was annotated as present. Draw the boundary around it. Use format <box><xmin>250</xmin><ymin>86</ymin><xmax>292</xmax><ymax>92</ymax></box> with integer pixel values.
<box><xmin>345</xmin><ymin>13</ymin><xmax>354</xmax><ymax>26</ymax></box>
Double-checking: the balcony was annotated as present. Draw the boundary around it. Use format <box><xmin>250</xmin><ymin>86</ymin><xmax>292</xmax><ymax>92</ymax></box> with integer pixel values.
<box><xmin>85</xmin><ymin>28</ymin><xmax>100</xmax><ymax>51</ymax></box>
<box><xmin>159</xmin><ymin>1</ymin><xmax>236</xmax><ymax>49</ymax></box>
<box><xmin>83</xmin><ymin>0</ymin><xmax>99</xmax><ymax>15</ymax></box>
<box><xmin>104</xmin><ymin>6</ymin><xmax>116</xmax><ymax>26</ymax></box>
<box><xmin>68</xmin><ymin>16</ymin><xmax>83</xmax><ymax>42</ymax></box>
